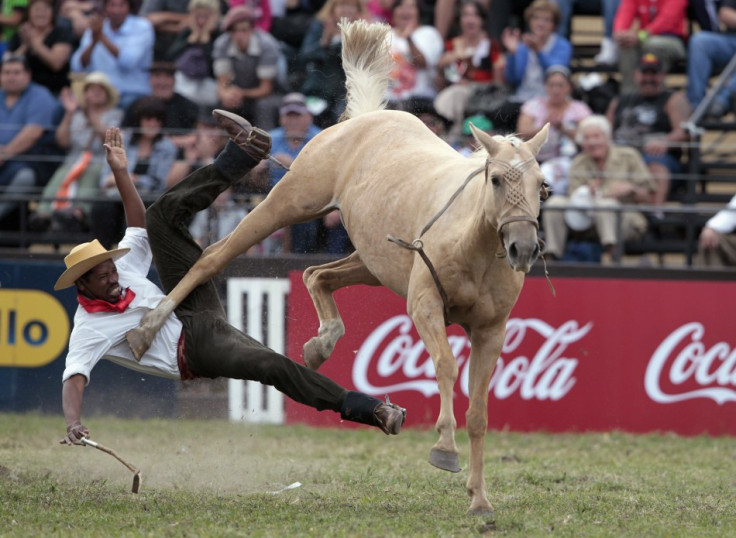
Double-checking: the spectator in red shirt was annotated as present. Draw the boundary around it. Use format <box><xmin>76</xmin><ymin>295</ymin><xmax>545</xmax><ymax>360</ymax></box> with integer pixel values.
<box><xmin>433</xmin><ymin>0</ymin><xmax>503</xmax><ymax>143</ymax></box>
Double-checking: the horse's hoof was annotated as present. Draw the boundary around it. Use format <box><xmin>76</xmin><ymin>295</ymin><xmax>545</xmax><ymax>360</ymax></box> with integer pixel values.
<box><xmin>126</xmin><ymin>328</ymin><xmax>152</xmax><ymax>362</ymax></box>
<box><xmin>429</xmin><ymin>448</ymin><xmax>461</xmax><ymax>472</ymax></box>
<box><xmin>467</xmin><ymin>506</ymin><xmax>495</xmax><ymax>517</ymax></box>
<box><xmin>303</xmin><ymin>338</ymin><xmax>327</xmax><ymax>370</ymax></box>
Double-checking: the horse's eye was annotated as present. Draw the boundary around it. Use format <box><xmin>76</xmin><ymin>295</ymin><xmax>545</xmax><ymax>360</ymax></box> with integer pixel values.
<box><xmin>490</xmin><ymin>174</ymin><xmax>501</xmax><ymax>188</ymax></box>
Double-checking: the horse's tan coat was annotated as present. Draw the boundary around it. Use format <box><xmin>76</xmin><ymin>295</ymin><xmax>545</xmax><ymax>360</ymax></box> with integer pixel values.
<box><xmin>129</xmin><ymin>20</ymin><xmax>549</xmax><ymax>516</ymax></box>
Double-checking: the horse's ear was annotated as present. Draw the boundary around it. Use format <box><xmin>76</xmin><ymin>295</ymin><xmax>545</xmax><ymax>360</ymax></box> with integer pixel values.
<box><xmin>526</xmin><ymin>123</ymin><xmax>550</xmax><ymax>156</ymax></box>
<box><xmin>469</xmin><ymin>123</ymin><xmax>500</xmax><ymax>157</ymax></box>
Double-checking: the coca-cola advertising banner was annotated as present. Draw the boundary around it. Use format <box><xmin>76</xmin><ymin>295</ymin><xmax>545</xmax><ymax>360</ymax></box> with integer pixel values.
<box><xmin>285</xmin><ymin>272</ymin><xmax>736</xmax><ymax>436</ymax></box>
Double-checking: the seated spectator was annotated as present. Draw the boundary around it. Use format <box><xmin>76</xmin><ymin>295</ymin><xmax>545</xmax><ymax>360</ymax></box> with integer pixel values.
<box><xmin>433</xmin><ymin>0</ymin><xmax>504</xmax><ymax>143</ymax></box>
<box><xmin>123</xmin><ymin>61</ymin><xmax>198</xmax><ymax>148</ymax></box>
<box><xmin>28</xmin><ymin>71</ymin><xmax>122</xmax><ymax>233</ymax></box>
<box><xmin>0</xmin><ymin>54</ymin><xmax>61</xmax><ymax>228</ymax></box>
<box><xmin>612</xmin><ymin>0</ymin><xmax>687</xmax><ymax>94</ymax></box>
<box><xmin>70</xmin><ymin>0</ymin><xmax>155</xmax><ymax>110</ymax></box>
<box><xmin>251</xmin><ymin>92</ymin><xmax>351</xmax><ymax>254</ymax></box>
<box><xmin>517</xmin><ymin>64</ymin><xmax>591</xmax><ymax>195</ymax></box>
<box><xmin>89</xmin><ymin>96</ymin><xmax>177</xmax><ymax>247</ymax></box>
<box><xmin>696</xmin><ymin>194</ymin><xmax>736</xmax><ymax>267</ymax></box>
<box><xmin>686</xmin><ymin>1</ymin><xmax>736</xmax><ymax>120</ymax></box>
<box><xmin>0</xmin><ymin>0</ymin><xmax>29</xmax><ymax>57</ymax></box>
<box><xmin>5</xmin><ymin>0</ymin><xmax>75</xmax><ymax>95</ymax></box>
<box><xmin>553</xmin><ymin>0</ymin><xmax>621</xmax><ymax>64</ymax></box>
<box><xmin>541</xmin><ymin>115</ymin><xmax>656</xmax><ymax>261</ymax></box>
<box><xmin>213</xmin><ymin>5</ymin><xmax>283</xmax><ymax>131</ymax></box>
<box><xmin>387</xmin><ymin>0</ymin><xmax>444</xmax><ymax>106</ymax></box>
<box><xmin>606</xmin><ymin>54</ymin><xmax>691</xmax><ymax>208</ymax></box>
<box><xmin>496</xmin><ymin>0</ymin><xmax>571</xmax><ymax>132</ymax></box>
<box><xmin>139</xmin><ymin>0</ymin><xmax>191</xmax><ymax>61</ymax></box>
<box><xmin>297</xmin><ymin>0</ymin><xmax>368</xmax><ymax>128</ymax></box>
<box><xmin>229</xmin><ymin>0</ymin><xmax>272</xmax><ymax>31</ymax></box>
<box><xmin>164</xmin><ymin>0</ymin><xmax>221</xmax><ymax>108</ymax></box>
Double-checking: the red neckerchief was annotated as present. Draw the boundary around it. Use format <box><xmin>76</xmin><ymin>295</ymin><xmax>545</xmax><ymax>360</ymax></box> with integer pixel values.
<box><xmin>77</xmin><ymin>288</ymin><xmax>136</xmax><ymax>313</ymax></box>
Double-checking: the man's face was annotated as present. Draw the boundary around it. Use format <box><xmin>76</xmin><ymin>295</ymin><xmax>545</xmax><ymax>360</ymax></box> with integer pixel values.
<box><xmin>580</xmin><ymin>125</ymin><xmax>609</xmax><ymax>161</ymax></box>
<box><xmin>105</xmin><ymin>0</ymin><xmax>130</xmax><ymax>29</ymax></box>
<box><xmin>150</xmin><ymin>71</ymin><xmax>175</xmax><ymax>99</ymax></box>
<box><xmin>0</xmin><ymin>62</ymin><xmax>30</xmax><ymax>95</ymax></box>
<box><xmin>77</xmin><ymin>260</ymin><xmax>122</xmax><ymax>302</ymax></box>
<box><xmin>635</xmin><ymin>69</ymin><xmax>664</xmax><ymax>97</ymax></box>
<box><xmin>280</xmin><ymin>111</ymin><xmax>311</xmax><ymax>138</ymax></box>
<box><xmin>230</xmin><ymin>21</ymin><xmax>253</xmax><ymax>51</ymax></box>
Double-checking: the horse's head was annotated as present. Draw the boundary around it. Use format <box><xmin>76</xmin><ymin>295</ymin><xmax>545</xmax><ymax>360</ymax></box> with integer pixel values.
<box><xmin>470</xmin><ymin>123</ymin><xmax>550</xmax><ymax>273</ymax></box>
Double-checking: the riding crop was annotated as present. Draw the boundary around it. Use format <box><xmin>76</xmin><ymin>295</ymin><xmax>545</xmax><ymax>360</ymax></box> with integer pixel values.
<box><xmin>80</xmin><ymin>437</ymin><xmax>142</xmax><ymax>493</ymax></box>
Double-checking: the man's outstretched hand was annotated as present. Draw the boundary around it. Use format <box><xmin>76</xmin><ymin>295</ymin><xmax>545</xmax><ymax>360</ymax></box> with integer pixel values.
<box><xmin>103</xmin><ymin>127</ymin><xmax>128</xmax><ymax>172</ymax></box>
<box><xmin>60</xmin><ymin>423</ymin><xmax>89</xmax><ymax>445</ymax></box>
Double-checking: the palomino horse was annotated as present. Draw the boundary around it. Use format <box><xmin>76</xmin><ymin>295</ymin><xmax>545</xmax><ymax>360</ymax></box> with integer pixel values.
<box><xmin>128</xmin><ymin>20</ymin><xmax>549</xmax><ymax>515</ymax></box>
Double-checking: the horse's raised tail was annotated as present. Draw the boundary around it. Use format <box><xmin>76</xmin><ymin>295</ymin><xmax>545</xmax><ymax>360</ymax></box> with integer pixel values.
<box><xmin>339</xmin><ymin>20</ymin><xmax>393</xmax><ymax>120</ymax></box>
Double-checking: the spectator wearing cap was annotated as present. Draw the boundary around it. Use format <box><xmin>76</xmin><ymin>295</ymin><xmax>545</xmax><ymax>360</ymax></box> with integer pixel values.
<box><xmin>253</xmin><ymin>92</ymin><xmax>348</xmax><ymax>254</ymax></box>
<box><xmin>606</xmin><ymin>53</ymin><xmax>691</xmax><ymax>209</ymax></box>
<box><xmin>70</xmin><ymin>0</ymin><xmax>155</xmax><ymax>110</ymax></box>
<box><xmin>123</xmin><ymin>61</ymin><xmax>198</xmax><ymax>150</ymax></box>
<box><xmin>612</xmin><ymin>0</ymin><xmax>687</xmax><ymax>94</ymax></box>
<box><xmin>517</xmin><ymin>64</ymin><xmax>591</xmax><ymax>195</ymax></box>
<box><xmin>164</xmin><ymin>0</ymin><xmax>221</xmax><ymax>108</ymax></box>
<box><xmin>28</xmin><ymin>71</ymin><xmax>123</xmax><ymax>233</ymax></box>
<box><xmin>212</xmin><ymin>5</ymin><xmax>283</xmax><ymax>131</ymax></box>
<box><xmin>0</xmin><ymin>54</ymin><xmax>61</xmax><ymax>230</ymax></box>
<box><xmin>686</xmin><ymin>0</ymin><xmax>736</xmax><ymax>120</ymax></box>
<box><xmin>5</xmin><ymin>0</ymin><xmax>75</xmax><ymax>96</ymax></box>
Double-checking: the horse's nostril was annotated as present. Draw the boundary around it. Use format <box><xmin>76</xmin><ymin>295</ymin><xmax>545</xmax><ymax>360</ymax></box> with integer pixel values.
<box><xmin>532</xmin><ymin>243</ymin><xmax>540</xmax><ymax>259</ymax></box>
<box><xmin>508</xmin><ymin>243</ymin><xmax>518</xmax><ymax>259</ymax></box>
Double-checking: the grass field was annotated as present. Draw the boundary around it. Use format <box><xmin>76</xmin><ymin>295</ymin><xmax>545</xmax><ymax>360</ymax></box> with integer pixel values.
<box><xmin>1</xmin><ymin>413</ymin><xmax>735</xmax><ymax>537</ymax></box>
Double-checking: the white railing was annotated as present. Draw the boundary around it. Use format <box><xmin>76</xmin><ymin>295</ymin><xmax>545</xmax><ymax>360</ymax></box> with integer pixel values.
<box><xmin>226</xmin><ymin>277</ymin><xmax>291</xmax><ymax>424</ymax></box>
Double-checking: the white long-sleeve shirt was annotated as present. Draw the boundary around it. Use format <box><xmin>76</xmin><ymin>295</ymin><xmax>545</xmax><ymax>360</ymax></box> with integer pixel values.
<box><xmin>62</xmin><ymin>227</ymin><xmax>182</xmax><ymax>384</ymax></box>
<box><xmin>706</xmin><ymin>194</ymin><xmax>736</xmax><ymax>234</ymax></box>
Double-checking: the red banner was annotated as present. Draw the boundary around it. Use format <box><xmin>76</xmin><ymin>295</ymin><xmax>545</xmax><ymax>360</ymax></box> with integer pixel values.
<box><xmin>286</xmin><ymin>273</ymin><xmax>736</xmax><ymax>436</ymax></box>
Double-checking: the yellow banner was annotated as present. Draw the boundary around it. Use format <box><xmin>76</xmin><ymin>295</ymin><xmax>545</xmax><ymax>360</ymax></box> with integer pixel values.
<box><xmin>0</xmin><ymin>289</ymin><xmax>70</xmax><ymax>367</ymax></box>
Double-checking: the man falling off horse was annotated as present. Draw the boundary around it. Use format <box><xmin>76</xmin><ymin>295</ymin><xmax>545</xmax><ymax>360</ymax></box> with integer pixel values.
<box><xmin>57</xmin><ymin>114</ymin><xmax>405</xmax><ymax>447</ymax></box>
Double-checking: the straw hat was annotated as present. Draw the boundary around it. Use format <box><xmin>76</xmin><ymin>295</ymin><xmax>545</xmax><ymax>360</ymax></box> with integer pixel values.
<box><xmin>72</xmin><ymin>71</ymin><xmax>120</xmax><ymax>109</ymax></box>
<box><xmin>54</xmin><ymin>239</ymin><xmax>130</xmax><ymax>290</ymax></box>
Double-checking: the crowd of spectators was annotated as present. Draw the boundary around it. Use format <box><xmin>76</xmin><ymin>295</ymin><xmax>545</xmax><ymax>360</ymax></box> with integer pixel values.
<box><xmin>0</xmin><ymin>0</ymin><xmax>734</xmax><ymax>264</ymax></box>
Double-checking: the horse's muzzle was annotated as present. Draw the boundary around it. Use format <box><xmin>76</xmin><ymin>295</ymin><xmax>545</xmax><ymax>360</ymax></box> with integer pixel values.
<box><xmin>499</xmin><ymin>218</ymin><xmax>540</xmax><ymax>273</ymax></box>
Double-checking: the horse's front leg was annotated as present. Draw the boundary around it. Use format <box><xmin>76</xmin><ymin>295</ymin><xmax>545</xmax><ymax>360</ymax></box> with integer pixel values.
<box><xmin>409</xmin><ymin>287</ymin><xmax>461</xmax><ymax>473</ymax></box>
<box><xmin>464</xmin><ymin>323</ymin><xmax>505</xmax><ymax>516</ymax></box>
<box><xmin>302</xmin><ymin>252</ymin><xmax>380</xmax><ymax>370</ymax></box>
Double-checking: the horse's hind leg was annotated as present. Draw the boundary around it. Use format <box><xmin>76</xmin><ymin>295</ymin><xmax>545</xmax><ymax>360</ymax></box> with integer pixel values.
<box><xmin>302</xmin><ymin>251</ymin><xmax>380</xmax><ymax>370</ymax></box>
